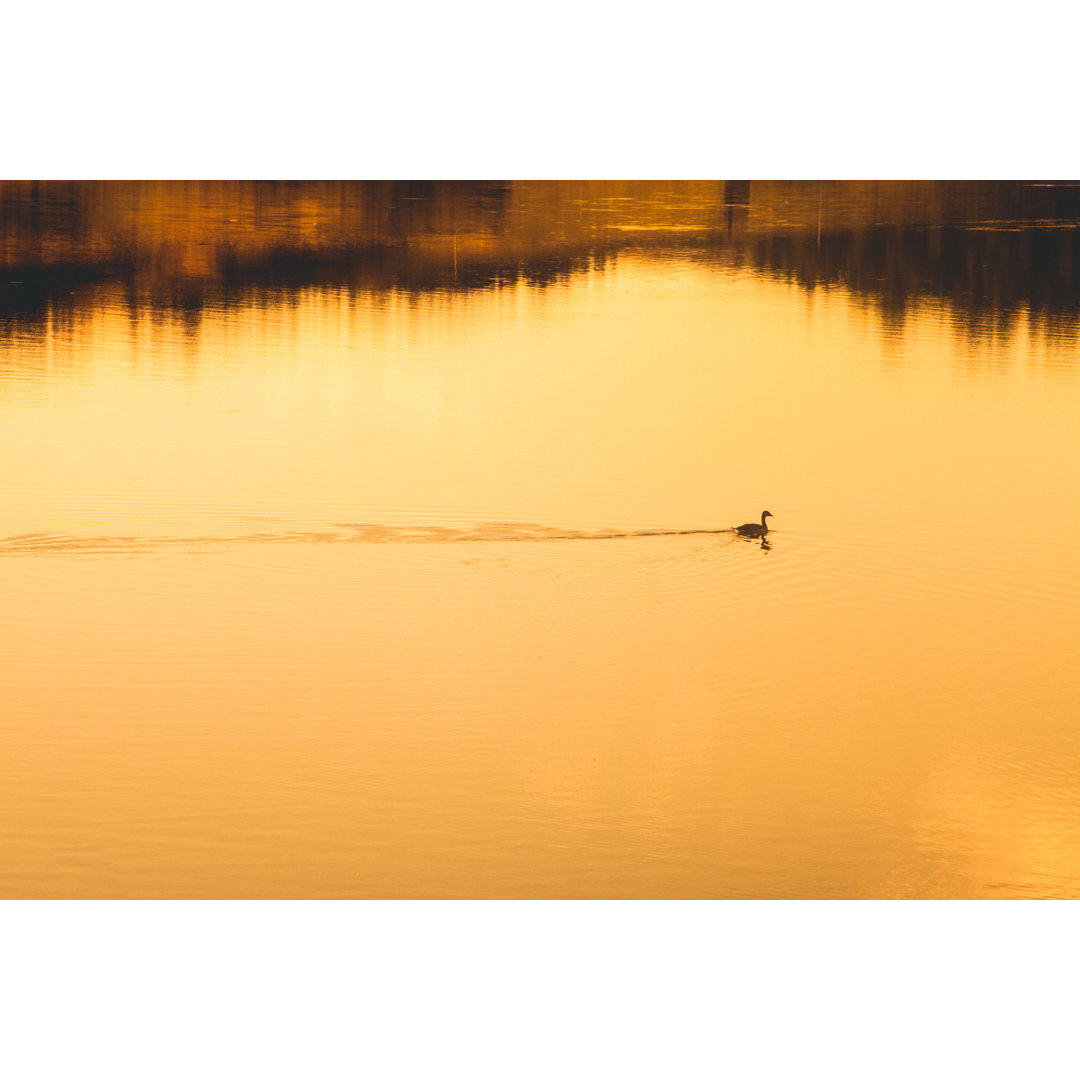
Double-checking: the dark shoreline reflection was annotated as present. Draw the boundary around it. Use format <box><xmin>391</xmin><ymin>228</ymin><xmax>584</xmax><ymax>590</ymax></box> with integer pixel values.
<box><xmin>745</xmin><ymin>223</ymin><xmax>1080</xmax><ymax>340</ymax></box>
<box><xmin>2</xmin><ymin>180</ymin><xmax>1079</xmax><ymax>345</ymax></box>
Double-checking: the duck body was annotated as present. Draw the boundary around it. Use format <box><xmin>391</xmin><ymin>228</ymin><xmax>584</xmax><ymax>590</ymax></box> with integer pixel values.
<box><xmin>735</xmin><ymin>510</ymin><xmax>772</xmax><ymax>537</ymax></box>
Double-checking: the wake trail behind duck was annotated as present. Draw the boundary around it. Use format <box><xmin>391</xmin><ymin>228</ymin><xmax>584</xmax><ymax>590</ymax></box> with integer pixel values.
<box><xmin>0</xmin><ymin>524</ymin><xmax>737</xmax><ymax>557</ymax></box>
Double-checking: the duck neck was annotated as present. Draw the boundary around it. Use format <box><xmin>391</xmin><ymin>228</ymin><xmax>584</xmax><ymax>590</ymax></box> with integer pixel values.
<box><xmin>760</xmin><ymin>513</ymin><xmax>769</xmax><ymax>530</ymax></box>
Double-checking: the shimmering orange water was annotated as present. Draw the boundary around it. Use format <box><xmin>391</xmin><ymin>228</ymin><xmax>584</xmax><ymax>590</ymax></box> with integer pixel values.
<box><xmin>3</xmin><ymin>182</ymin><xmax>1079</xmax><ymax>897</ymax></box>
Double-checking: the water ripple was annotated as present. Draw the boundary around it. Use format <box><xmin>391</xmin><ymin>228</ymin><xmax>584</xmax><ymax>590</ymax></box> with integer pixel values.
<box><xmin>0</xmin><ymin>523</ymin><xmax>752</xmax><ymax>557</ymax></box>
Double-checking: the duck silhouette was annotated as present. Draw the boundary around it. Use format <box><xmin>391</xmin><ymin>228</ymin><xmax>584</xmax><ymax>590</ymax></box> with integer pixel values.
<box><xmin>735</xmin><ymin>510</ymin><xmax>772</xmax><ymax>538</ymax></box>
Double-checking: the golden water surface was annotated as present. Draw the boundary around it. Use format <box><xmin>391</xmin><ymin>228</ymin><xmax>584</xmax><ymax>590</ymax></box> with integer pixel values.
<box><xmin>3</xmin><ymin>181</ymin><xmax>1079</xmax><ymax>898</ymax></box>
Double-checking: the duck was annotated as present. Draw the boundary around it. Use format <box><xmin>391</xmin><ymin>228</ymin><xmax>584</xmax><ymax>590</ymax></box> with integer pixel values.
<box><xmin>735</xmin><ymin>510</ymin><xmax>772</xmax><ymax>538</ymax></box>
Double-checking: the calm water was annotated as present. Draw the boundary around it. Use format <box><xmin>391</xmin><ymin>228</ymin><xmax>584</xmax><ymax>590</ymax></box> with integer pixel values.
<box><xmin>3</xmin><ymin>181</ymin><xmax>1079</xmax><ymax>898</ymax></box>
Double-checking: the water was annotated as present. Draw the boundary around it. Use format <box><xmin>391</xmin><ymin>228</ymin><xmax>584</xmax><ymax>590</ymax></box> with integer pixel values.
<box><xmin>3</xmin><ymin>180</ymin><xmax>1079</xmax><ymax>898</ymax></box>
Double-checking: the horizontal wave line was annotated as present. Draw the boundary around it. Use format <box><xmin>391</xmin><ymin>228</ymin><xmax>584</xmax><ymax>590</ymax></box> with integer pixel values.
<box><xmin>0</xmin><ymin>524</ymin><xmax>750</xmax><ymax>556</ymax></box>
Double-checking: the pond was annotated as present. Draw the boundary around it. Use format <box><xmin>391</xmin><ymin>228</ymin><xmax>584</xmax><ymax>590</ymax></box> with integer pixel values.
<box><xmin>2</xmin><ymin>180</ymin><xmax>1079</xmax><ymax>897</ymax></box>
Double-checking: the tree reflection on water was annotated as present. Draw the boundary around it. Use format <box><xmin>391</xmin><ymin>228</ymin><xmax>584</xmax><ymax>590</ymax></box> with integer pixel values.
<box><xmin>2</xmin><ymin>180</ymin><xmax>1078</xmax><ymax>343</ymax></box>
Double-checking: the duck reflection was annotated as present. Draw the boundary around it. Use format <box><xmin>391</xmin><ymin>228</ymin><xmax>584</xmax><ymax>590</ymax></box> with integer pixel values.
<box><xmin>734</xmin><ymin>534</ymin><xmax>771</xmax><ymax>551</ymax></box>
